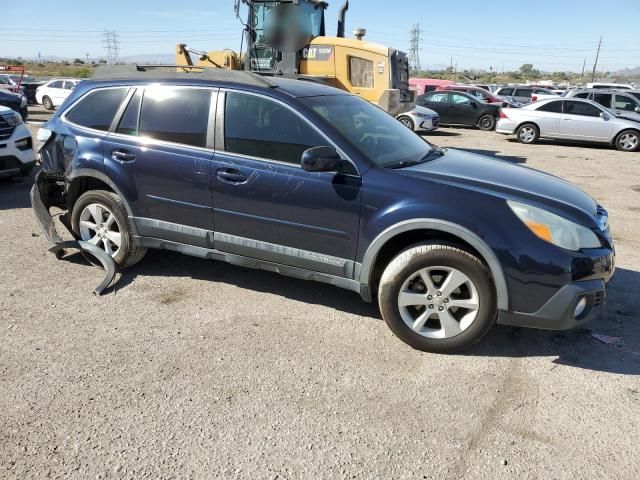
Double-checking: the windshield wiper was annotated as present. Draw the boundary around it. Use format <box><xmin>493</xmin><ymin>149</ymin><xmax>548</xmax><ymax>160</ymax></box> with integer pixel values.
<box><xmin>384</xmin><ymin>147</ymin><xmax>447</xmax><ymax>169</ymax></box>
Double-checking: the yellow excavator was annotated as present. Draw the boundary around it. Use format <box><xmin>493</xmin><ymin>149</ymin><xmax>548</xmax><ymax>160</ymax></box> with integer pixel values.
<box><xmin>176</xmin><ymin>0</ymin><xmax>414</xmax><ymax>115</ymax></box>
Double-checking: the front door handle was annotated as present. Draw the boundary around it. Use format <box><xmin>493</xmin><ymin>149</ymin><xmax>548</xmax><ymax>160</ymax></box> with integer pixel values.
<box><xmin>217</xmin><ymin>168</ymin><xmax>247</xmax><ymax>184</ymax></box>
<box><xmin>111</xmin><ymin>149</ymin><xmax>136</xmax><ymax>162</ymax></box>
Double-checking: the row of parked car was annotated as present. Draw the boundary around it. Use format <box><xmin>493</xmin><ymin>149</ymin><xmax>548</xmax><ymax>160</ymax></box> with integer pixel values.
<box><xmin>399</xmin><ymin>78</ymin><xmax>640</xmax><ymax>152</ymax></box>
<box><xmin>0</xmin><ymin>74</ymin><xmax>81</xmax><ymax>118</ymax></box>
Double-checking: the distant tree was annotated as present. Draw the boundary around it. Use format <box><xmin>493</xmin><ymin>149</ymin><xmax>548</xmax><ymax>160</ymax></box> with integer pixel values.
<box><xmin>73</xmin><ymin>58</ymin><xmax>85</xmax><ymax>65</ymax></box>
<box><xmin>519</xmin><ymin>64</ymin><xmax>534</xmax><ymax>75</ymax></box>
<box><xmin>98</xmin><ymin>59</ymin><xmax>107</xmax><ymax>65</ymax></box>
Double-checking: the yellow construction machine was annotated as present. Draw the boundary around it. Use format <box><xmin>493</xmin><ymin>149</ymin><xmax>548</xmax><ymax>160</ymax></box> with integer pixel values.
<box><xmin>176</xmin><ymin>0</ymin><xmax>414</xmax><ymax>115</ymax></box>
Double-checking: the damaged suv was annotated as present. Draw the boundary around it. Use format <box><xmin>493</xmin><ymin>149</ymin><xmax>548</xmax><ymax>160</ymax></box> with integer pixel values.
<box><xmin>33</xmin><ymin>66</ymin><xmax>615</xmax><ymax>353</ymax></box>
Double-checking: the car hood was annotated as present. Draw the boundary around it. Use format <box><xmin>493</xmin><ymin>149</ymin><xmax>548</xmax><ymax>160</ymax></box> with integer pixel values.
<box><xmin>616</xmin><ymin>112</ymin><xmax>640</xmax><ymax>123</ymax></box>
<box><xmin>402</xmin><ymin>148</ymin><xmax>598</xmax><ymax>222</ymax></box>
<box><xmin>411</xmin><ymin>105</ymin><xmax>438</xmax><ymax>117</ymax></box>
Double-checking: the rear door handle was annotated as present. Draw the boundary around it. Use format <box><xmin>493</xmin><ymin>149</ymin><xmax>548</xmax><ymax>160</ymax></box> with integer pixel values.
<box><xmin>217</xmin><ymin>168</ymin><xmax>247</xmax><ymax>184</ymax></box>
<box><xmin>111</xmin><ymin>149</ymin><xmax>136</xmax><ymax>162</ymax></box>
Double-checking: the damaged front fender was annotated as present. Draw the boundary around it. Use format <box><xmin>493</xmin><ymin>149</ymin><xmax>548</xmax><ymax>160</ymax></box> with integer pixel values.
<box><xmin>30</xmin><ymin>170</ymin><xmax>116</xmax><ymax>295</ymax></box>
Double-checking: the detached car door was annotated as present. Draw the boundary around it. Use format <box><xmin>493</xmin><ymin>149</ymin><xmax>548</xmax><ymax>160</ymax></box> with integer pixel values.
<box><xmin>560</xmin><ymin>100</ymin><xmax>612</xmax><ymax>141</ymax></box>
<box><xmin>211</xmin><ymin>90</ymin><xmax>362</xmax><ymax>278</ymax></box>
<box><xmin>102</xmin><ymin>86</ymin><xmax>216</xmax><ymax>247</ymax></box>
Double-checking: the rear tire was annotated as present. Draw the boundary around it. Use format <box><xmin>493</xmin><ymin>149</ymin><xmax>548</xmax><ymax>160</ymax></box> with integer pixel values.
<box><xmin>71</xmin><ymin>190</ymin><xmax>146</xmax><ymax>268</ymax></box>
<box><xmin>614</xmin><ymin>129</ymin><xmax>640</xmax><ymax>152</ymax></box>
<box><xmin>398</xmin><ymin>116</ymin><xmax>415</xmax><ymax>131</ymax></box>
<box><xmin>378</xmin><ymin>243</ymin><xmax>497</xmax><ymax>353</ymax></box>
<box><xmin>42</xmin><ymin>96</ymin><xmax>54</xmax><ymax>111</ymax></box>
<box><xmin>516</xmin><ymin>123</ymin><xmax>539</xmax><ymax>144</ymax></box>
<box><xmin>478</xmin><ymin>114</ymin><xmax>496</xmax><ymax>131</ymax></box>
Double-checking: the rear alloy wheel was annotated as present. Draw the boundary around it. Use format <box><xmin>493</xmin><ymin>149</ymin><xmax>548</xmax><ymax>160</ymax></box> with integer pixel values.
<box><xmin>378</xmin><ymin>243</ymin><xmax>497</xmax><ymax>353</ymax></box>
<box><xmin>398</xmin><ymin>116</ymin><xmax>415</xmax><ymax>131</ymax></box>
<box><xmin>615</xmin><ymin>130</ymin><xmax>640</xmax><ymax>152</ymax></box>
<box><xmin>478</xmin><ymin>114</ymin><xmax>496</xmax><ymax>131</ymax></box>
<box><xmin>516</xmin><ymin>123</ymin><xmax>539</xmax><ymax>144</ymax></box>
<box><xmin>42</xmin><ymin>96</ymin><xmax>54</xmax><ymax>111</ymax></box>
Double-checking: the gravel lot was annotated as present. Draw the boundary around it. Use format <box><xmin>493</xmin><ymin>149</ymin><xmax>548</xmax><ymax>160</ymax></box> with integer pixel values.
<box><xmin>1</xmin><ymin>110</ymin><xmax>639</xmax><ymax>479</ymax></box>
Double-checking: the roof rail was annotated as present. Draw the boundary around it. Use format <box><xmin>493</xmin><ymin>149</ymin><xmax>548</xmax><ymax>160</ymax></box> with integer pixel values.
<box><xmin>91</xmin><ymin>64</ymin><xmax>278</xmax><ymax>88</ymax></box>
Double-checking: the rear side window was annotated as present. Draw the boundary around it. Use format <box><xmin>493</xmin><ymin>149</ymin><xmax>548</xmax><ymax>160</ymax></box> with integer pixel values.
<box><xmin>537</xmin><ymin>101</ymin><xmax>563</xmax><ymax>113</ymax></box>
<box><xmin>425</xmin><ymin>92</ymin><xmax>449</xmax><ymax>103</ymax></box>
<box><xmin>66</xmin><ymin>88</ymin><xmax>128</xmax><ymax>131</ymax></box>
<box><xmin>224</xmin><ymin>91</ymin><xmax>326</xmax><ymax>165</ymax></box>
<box><xmin>49</xmin><ymin>80</ymin><xmax>63</xmax><ymax>88</ymax></box>
<box><xmin>614</xmin><ymin>95</ymin><xmax>638</xmax><ymax>112</ymax></box>
<box><xmin>574</xmin><ymin>92</ymin><xmax>590</xmax><ymax>99</ymax></box>
<box><xmin>116</xmin><ymin>90</ymin><xmax>142</xmax><ymax>136</ymax></box>
<box><xmin>349</xmin><ymin>57</ymin><xmax>374</xmax><ymax>88</ymax></box>
<box><xmin>498</xmin><ymin>87</ymin><xmax>514</xmax><ymax>96</ymax></box>
<box><xmin>592</xmin><ymin>93</ymin><xmax>612</xmax><ymax>107</ymax></box>
<box><xmin>139</xmin><ymin>87</ymin><xmax>211</xmax><ymax>148</ymax></box>
<box><xmin>564</xmin><ymin>101</ymin><xmax>601</xmax><ymax>117</ymax></box>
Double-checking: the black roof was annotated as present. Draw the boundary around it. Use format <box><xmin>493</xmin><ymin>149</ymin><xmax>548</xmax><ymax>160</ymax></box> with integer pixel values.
<box><xmin>90</xmin><ymin>65</ymin><xmax>346</xmax><ymax>98</ymax></box>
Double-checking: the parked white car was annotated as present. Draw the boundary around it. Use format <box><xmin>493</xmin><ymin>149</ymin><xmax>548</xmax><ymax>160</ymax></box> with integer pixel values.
<box><xmin>35</xmin><ymin>79</ymin><xmax>80</xmax><ymax>110</ymax></box>
<box><xmin>0</xmin><ymin>106</ymin><xmax>37</xmax><ymax>178</ymax></box>
<box><xmin>496</xmin><ymin>97</ymin><xmax>640</xmax><ymax>152</ymax></box>
<box><xmin>396</xmin><ymin>105</ymin><xmax>440</xmax><ymax>132</ymax></box>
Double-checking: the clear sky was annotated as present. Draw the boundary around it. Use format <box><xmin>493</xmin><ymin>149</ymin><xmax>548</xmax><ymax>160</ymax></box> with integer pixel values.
<box><xmin>2</xmin><ymin>0</ymin><xmax>640</xmax><ymax>72</ymax></box>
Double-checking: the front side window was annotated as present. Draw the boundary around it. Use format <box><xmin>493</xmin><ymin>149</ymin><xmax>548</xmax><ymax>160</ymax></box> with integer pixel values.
<box><xmin>614</xmin><ymin>95</ymin><xmax>637</xmax><ymax>111</ymax></box>
<box><xmin>564</xmin><ymin>101</ymin><xmax>601</xmax><ymax>117</ymax></box>
<box><xmin>537</xmin><ymin>101</ymin><xmax>563</xmax><ymax>113</ymax></box>
<box><xmin>498</xmin><ymin>87</ymin><xmax>514</xmax><ymax>96</ymax></box>
<box><xmin>116</xmin><ymin>90</ymin><xmax>142</xmax><ymax>136</ymax></box>
<box><xmin>514</xmin><ymin>88</ymin><xmax>532</xmax><ymax>98</ymax></box>
<box><xmin>49</xmin><ymin>80</ymin><xmax>63</xmax><ymax>89</ymax></box>
<box><xmin>224</xmin><ymin>91</ymin><xmax>326</xmax><ymax>165</ymax></box>
<box><xmin>138</xmin><ymin>87</ymin><xmax>211</xmax><ymax>148</ymax></box>
<box><xmin>349</xmin><ymin>57</ymin><xmax>374</xmax><ymax>88</ymax></box>
<box><xmin>66</xmin><ymin>88</ymin><xmax>128</xmax><ymax>131</ymax></box>
<box><xmin>451</xmin><ymin>93</ymin><xmax>471</xmax><ymax>104</ymax></box>
<box><xmin>302</xmin><ymin>94</ymin><xmax>431</xmax><ymax>168</ymax></box>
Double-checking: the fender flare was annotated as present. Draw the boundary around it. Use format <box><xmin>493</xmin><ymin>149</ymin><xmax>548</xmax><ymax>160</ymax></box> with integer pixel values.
<box><xmin>358</xmin><ymin>219</ymin><xmax>509</xmax><ymax>311</ymax></box>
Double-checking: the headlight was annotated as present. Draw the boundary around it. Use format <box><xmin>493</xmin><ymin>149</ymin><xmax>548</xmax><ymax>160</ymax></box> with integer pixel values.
<box><xmin>508</xmin><ymin>200</ymin><xmax>601</xmax><ymax>251</ymax></box>
<box><xmin>1</xmin><ymin>112</ymin><xmax>23</xmax><ymax>127</ymax></box>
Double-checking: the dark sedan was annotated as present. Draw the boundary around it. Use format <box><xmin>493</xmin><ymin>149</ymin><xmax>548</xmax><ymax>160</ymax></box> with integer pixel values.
<box><xmin>416</xmin><ymin>91</ymin><xmax>500</xmax><ymax>130</ymax></box>
<box><xmin>0</xmin><ymin>89</ymin><xmax>28</xmax><ymax>119</ymax></box>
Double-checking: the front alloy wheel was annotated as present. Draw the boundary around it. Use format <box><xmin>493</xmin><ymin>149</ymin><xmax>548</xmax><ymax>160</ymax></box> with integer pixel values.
<box><xmin>397</xmin><ymin>266</ymin><xmax>480</xmax><ymax>339</ymax></box>
<box><xmin>615</xmin><ymin>130</ymin><xmax>640</xmax><ymax>152</ymax></box>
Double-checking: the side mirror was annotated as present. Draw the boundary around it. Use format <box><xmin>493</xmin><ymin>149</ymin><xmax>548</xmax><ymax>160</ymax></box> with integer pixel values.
<box><xmin>301</xmin><ymin>146</ymin><xmax>341</xmax><ymax>172</ymax></box>
<box><xmin>635</xmin><ymin>107</ymin><xmax>640</xmax><ymax>113</ymax></box>
<box><xmin>599</xmin><ymin>112</ymin><xmax>609</xmax><ymax>120</ymax></box>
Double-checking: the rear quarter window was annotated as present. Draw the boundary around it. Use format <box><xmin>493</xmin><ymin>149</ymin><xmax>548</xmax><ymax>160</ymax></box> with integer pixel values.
<box><xmin>65</xmin><ymin>88</ymin><xmax>128</xmax><ymax>131</ymax></box>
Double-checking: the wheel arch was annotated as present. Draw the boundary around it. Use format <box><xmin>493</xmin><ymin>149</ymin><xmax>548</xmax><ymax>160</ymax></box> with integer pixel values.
<box><xmin>611</xmin><ymin>127</ymin><xmax>640</xmax><ymax>146</ymax></box>
<box><xmin>515</xmin><ymin>120</ymin><xmax>540</xmax><ymax>132</ymax></box>
<box><xmin>67</xmin><ymin>169</ymin><xmax>134</xmax><ymax>219</ymax></box>
<box><xmin>358</xmin><ymin>219</ymin><xmax>509</xmax><ymax>311</ymax></box>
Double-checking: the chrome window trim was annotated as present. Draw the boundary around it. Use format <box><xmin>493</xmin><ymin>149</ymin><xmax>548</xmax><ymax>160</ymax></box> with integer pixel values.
<box><xmin>217</xmin><ymin>88</ymin><xmax>361</xmax><ymax>176</ymax></box>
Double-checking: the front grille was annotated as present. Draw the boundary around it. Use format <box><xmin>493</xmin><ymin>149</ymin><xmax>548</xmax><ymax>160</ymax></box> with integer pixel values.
<box><xmin>0</xmin><ymin>116</ymin><xmax>16</xmax><ymax>141</ymax></box>
<box><xmin>432</xmin><ymin>116</ymin><xmax>440</xmax><ymax>128</ymax></box>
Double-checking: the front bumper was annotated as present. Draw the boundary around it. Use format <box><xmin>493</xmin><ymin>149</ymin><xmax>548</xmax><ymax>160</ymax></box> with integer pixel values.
<box><xmin>498</xmin><ymin>279</ymin><xmax>608</xmax><ymax>330</ymax></box>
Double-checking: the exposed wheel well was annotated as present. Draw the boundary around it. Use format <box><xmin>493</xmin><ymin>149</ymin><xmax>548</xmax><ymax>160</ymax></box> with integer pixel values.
<box><xmin>369</xmin><ymin>229</ymin><xmax>491</xmax><ymax>296</ymax></box>
<box><xmin>67</xmin><ymin>177</ymin><xmax>114</xmax><ymax>212</ymax></box>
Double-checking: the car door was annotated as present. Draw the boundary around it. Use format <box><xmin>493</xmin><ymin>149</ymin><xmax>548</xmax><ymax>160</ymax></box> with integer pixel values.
<box><xmin>47</xmin><ymin>80</ymin><xmax>66</xmax><ymax>104</ymax></box>
<box><xmin>448</xmin><ymin>92</ymin><xmax>478</xmax><ymax>125</ymax></box>
<box><xmin>559</xmin><ymin>100</ymin><xmax>612</xmax><ymax>141</ymax></box>
<box><xmin>211</xmin><ymin>89</ymin><xmax>362</xmax><ymax>277</ymax></box>
<box><xmin>532</xmin><ymin>100</ymin><xmax>563</xmax><ymax>136</ymax></box>
<box><xmin>418</xmin><ymin>92</ymin><xmax>452</xmax><ymax>122</ymax></box>
<box><xmin>101</xmin><ymin>86</ymin><xmax>216</xmax><ymax>247</ymax></box>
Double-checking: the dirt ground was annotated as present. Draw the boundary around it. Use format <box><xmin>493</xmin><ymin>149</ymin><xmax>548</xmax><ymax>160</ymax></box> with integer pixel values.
<box><xmin>1</xmin><ymin>110</ymin><xmax>639</xmax><ymax>479</ymax></box>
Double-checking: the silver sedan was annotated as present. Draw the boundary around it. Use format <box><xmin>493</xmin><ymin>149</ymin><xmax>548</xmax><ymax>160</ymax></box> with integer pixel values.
<box><xmin>496</xmin><ymin>98</ymin><xmax>640</xmax><ymax>152</ymax></box>
<box><xmin>397</xmin><ymin>105</ymin><xmax>440</xmax><ymax>132</ymax></box>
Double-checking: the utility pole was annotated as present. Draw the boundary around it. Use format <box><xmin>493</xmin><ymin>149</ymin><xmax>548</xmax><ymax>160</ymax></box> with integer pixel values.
<box><xmin>408</xmin><ymin>23</ymin><xmax>423</xmax><ymax>74</ymax></box>
<box><xmin>86</xmin><ymin>52</ymin><xmax>90</xmax><ymax>63</ymax></box>
<box><xmin>591</xmin><ymin>36</ymin><xmax>603</xmax><ymax>82</ymax></box>
<box><xmin>581</xmin><ymin>57</ymin><xmax>586</xmax><ymax>78</ymax></box>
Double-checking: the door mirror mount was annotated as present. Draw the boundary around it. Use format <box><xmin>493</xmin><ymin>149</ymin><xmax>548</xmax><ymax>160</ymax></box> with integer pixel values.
<box><xmin>599</xmin><ymin>112</ymin><xmax>610</xmax><ymax>120</ymax></box>
<box><xmin>301</xmin><ymin>146</ymin><xmax>341</xmax><ymax>172</ymax></box>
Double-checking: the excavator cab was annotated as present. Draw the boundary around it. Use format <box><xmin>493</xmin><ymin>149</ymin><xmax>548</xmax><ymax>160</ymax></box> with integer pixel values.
<box><xmin>245</xmin><ymin>0</ymin><xmax>328</xmax><ymax>74</ymax></box>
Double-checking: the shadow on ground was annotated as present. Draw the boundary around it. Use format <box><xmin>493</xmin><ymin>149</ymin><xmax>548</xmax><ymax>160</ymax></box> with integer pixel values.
<box><xmin>60</xmin><ymin>246</ymin><xmax>640</xmax><ymax>375</ymax></box>
<box><xmin>0</xmin><ymin>169</ymin><xmax>37</xmax><ymax>210</ymax></box>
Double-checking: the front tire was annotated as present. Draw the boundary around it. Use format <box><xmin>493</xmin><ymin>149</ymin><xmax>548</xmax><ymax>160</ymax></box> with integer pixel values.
<box><xmin>42</xmin><ymin>96</ymin><xmax>54</xmax><ymax>111</ymax></box>
<box><xmin>478</xmin><ymin>114</ymin><xmax>496</xmax><ymax>131</ymax></box>
<box><xmin>615</xmin><ymin>129</ymin><xmax>640</xmax><ymax>152</ymax></box>
<box><xmin>516</xmin><ymin>123</ymin><xmax>539</xmax><ymax>144</ymax></box>
<box><xmin>71</xmin><ymin>190</ymin><xmax>146</xmax><ymax>268</ymax></box>
<box><xmin>398</xmin><ymin>116</ymin><xmax>415</xmax><ymax>131</ymax></box>
<box><xmin>378</xmin><ymin>243</ymin><xmax>497</xmax><ymax>353</ymax></box>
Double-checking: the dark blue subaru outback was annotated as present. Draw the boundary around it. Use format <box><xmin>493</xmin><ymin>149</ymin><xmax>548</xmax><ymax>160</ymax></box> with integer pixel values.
<box><xmin>33</xmin><ymin>66</ymin><xmax>615</xmax><ymax>352</ymax></box>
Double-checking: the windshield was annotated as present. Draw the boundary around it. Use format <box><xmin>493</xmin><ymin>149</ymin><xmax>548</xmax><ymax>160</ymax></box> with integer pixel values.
<box><xmin>302</xmin><ymin>95</ymin><xmax>432</xmax><ymax>168</ymax></box>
